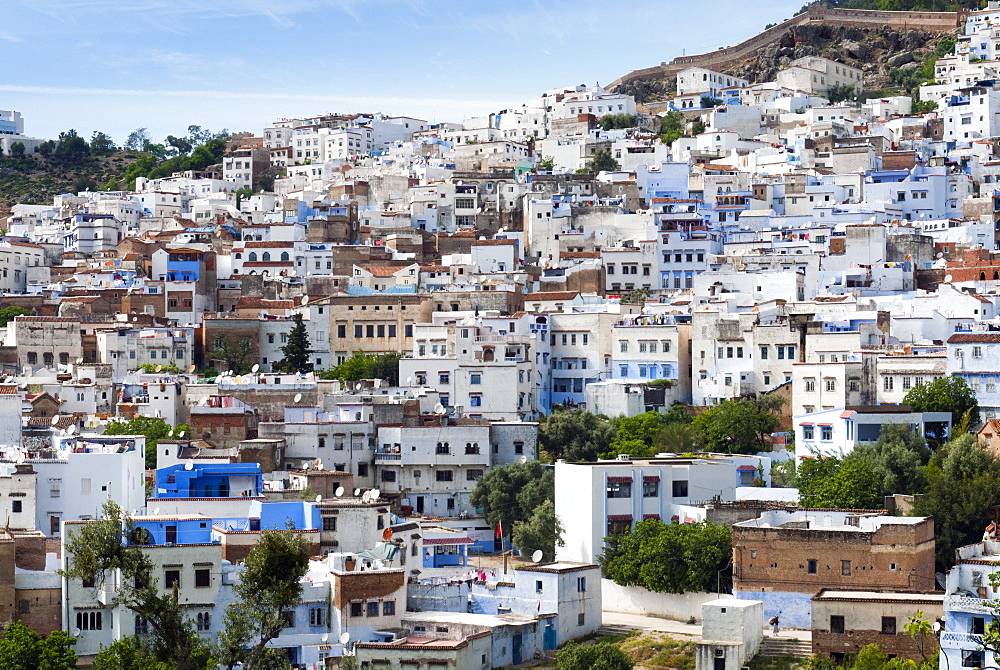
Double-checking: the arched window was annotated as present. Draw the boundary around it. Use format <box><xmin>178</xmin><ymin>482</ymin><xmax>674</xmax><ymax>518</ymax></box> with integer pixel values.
<box><xmin>280</xmin><ymin>252</ymin><xmax>290</xmax><ymax>261</ymax></box>
<box><xmin>981</xmin><ymin>271</ymin><xmax>987</xmax><ymax>281</ymax></box>
<box><xmin>262</xmin><ymin>252</ymin><xmax>271</xmax><ymax>262</ymax></box>
<box><xmin>248</xmin><ymin>252</ymin><xmax>258</xmax><ymax>262</ymax></box>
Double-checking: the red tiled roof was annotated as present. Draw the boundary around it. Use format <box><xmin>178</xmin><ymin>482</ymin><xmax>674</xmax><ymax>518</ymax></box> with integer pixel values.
<box><xmin>948</xmin><ymin>333</ymin><xmax>1000</xmax><ymax>344</ymax></box>
<box><xmin>242</xmin><ymin>241</ymin><xmax>295</xmax><ymax>248</ymax></box>
<box><xmin>241</xmin><ymin>261</ymin><xmax>294</xmax><ymax>267</ymax></box>
<box><xmin>361</xmin><ymin>265</ymin><xmax>407</xmax><ymax>277</ymax></box>
<box><xmin>525</xmin><ymin>291</ymin><xmax>578</xmax><ymax>301</ymax></box>
<box><xmin>472</xmin><ymin>239</ymin><xmax>516</xmax><ymax>246</ymax></box>
<box><xmin>235</xmin><ymin>297</ymin><xmax>295</xmax><ymax>310</ymax></box>
<box><xmin>0</xmin><ymin>386</ymin><xmax>18</xmax><ymax>395</ymax></box>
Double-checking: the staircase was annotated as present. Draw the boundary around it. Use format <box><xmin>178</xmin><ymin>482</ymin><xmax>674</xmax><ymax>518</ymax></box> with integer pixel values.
<box><xmin>758</xmin><ymin>637</ymin><xmax>812</xmax><ymax>658</ymax></box>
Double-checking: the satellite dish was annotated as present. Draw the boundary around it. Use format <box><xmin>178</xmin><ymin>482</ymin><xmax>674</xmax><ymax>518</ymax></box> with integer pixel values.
<box><xmin>133</xmin><ymin>316</ymin><xmax>138</xmax><ymax>322</ymax></box>
<box><xmin>335</xmin><ymin>486</ymin><xmax>345</xmax><ymax>497</ymax></box>
<box><xmin>355</xmin><ymin>383</ymin><xmax>362</xmax><ymax>391</ymax></box>
<box><xmin>153</xmin><ymin>507</ymin><xmax>160</xmax><ymax>515</ymax></box>
<box><xmin>433</xmin><ymin>403</ymin><xmax>446</xmax><ymax>415</ymax></box>
<box><xmin>406</xmin><ymin>377</ymin><xmax>412</xmax><ymax>385</ymax></box>
<box><xmin>301</xmin><ymin>295</ymin><xmax>309</xmax><ymax>305</ymax></box>
<box><xmin>321</xmin><ymin>633</ymin><xmax>329</xmax><ymax>643</ymax></box>
<box><xmin>252</xmin><ymin>364</ymin><xmax>260</xmax><ymax>373</ymax></box>
<box><xmin>340</xmin><ymin>632</ymin><xmax>351</xmax><ymax>645</ymax></box>
<box><xmin>382</xmin><ymin>527</ymin><xmax>393</xmax><ymax>541</ymax></box>
<box><xmin>51</xmin><ymin>415</ymin><xmax>60</xmax><ymax>426</ymax></box>
<box><xmin>944</xmin><ymin>274</ymin><xmax>953</xmax><ymax>283</ymax></box>
<box><xmin>315</xmin><ymin>494</ymin><xmax>322</xmax><ymax>503</ymax></box>
<box><xmin>178</xmin><ymin>430</ymin><xmax>186</xmax><ymax>438</ymax></box>
<box><xmin>371</xmin><ymin>489</ymin><xmax>380</xmax><ymax>500</ymax></box>
<box><xmin>67</xmin><ymin>424</ymin><xmax>76</xmax><ymax>435</ymax></box>
<box><xmin>294</xmin><ymin>393</ymin><xmax>302</xmax><ymax>403</ymax></box>
<box><xmin>188</xmin><ymin>364</ymin><xmax>196</xmax><ymax>373</ymax></box>
<box><xmin>519</xmin><ymin>455</ymin><xmax>528</xmax><ymax>464</ymax></box>
<box><xmin>531</xmin><ymin>549</ymin><xmax>544</xmax><ymax>563</ymax></box>
<box><xmin>155</xmin><ymin>365</ymin><xmax>162</xmax><ymax>372</ymax></box>
<box><xmin>75</xmin><ymin>357</ymin><xmax>84</xmax><ymax>364</ymax></box>
<box><xmin>168</xmin><ymin>429</ymin><xmax>174</xmax><ymax>437</ymax></box>
<box><xmin>184</xmin><ymin>460</ymin><xmax>194</xmax><ymax>471</ymax></box>
<box><xmin>353</xmin><ymin>488</ymin><xmax>361</xmax><ymax>496</ymax></box>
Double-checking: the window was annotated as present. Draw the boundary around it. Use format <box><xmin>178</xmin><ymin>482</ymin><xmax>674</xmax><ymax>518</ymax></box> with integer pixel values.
<box><xmin>351</xmin><ymin>602</ymin><xmax>364</xmax><ymax>617</ymax></box>
<box><xmin>436</xmin><ymin>470</ymin><xmax>453</xmax><ymax>482</ymax></box>
<box><xmin>972</xmin><ymin>617</ymin><xmax>985</xmax><ymax>635</ymax></box>
<box><xmin>195</xmin><ymin>568</ymin><xmax>210</xmax><ymax>587</ymax></box>
<box><xmin>672</xmin><ymin>480</ymin><xmax>688</xmax><ymax>497</ymax></box>
<box><xmin>383</xmin><ymin>600</ymin><xmax>395</xmax><ymax>616</ymax></box>
<box><xmin>841</xmin><ymin>560</ymin><xmax>851</xmax><ymax>576</ymax></box>
<box><xmin>470</xmin><ymin>373</ymin><xmax>481</xmax><ymax>385</ymax></box>
<box><xmin>381</xmin><ymin>470</ymin><xmax>396</xmax><ymax>482</ymax></box>
<box><xmin>620</xmin><ymin>341</ymin><xmax>628</xmax><ymax>353</ymax></box>
<box><xmin>135</xmin><ymin>616</ymin><xmax>149</xmax><ymax>635</ymax></box>
<box><xmin>467</xmin><ymin>469</ymin><xmax>483</xmax><ymax>481</ymax></box>
<box><xmin>164</xmin><ymin>570</ymin><xmax>180</xmax><ymax>589</ymax></box>
<box><xmin>578</xmin><ymin>613</ymin><xmax>586</xmax><ymax>626</ymax></box>
<box><xmin>196</xmin><ymin>611</ymin><xmax>212</xmax><ymax>631</ymax></box>
<box><xmin>821</xmin><ymin>426</ymin><xmax>833</xmax><ymax>441</ymax></box>
<box><xmin>963</xmin><ymin>651</ymin><xmax>984</xmax><ymax>668</ymax></box>
<box><xmin>805</xmin><ymin>380</ymin><xmax>816</xmax><ymax>392</ymax></box>
<box><xmin>881</xmin><ymin>617</ymin><xmax>896</xmax><ymax>635</ymax></box>
<box><xmin>11</xmin><ymin>500</ymin><xmax>21</xmax><ymax>513</ymax></box>
<box><xmin>807</xmin><ymin>559</ymin><xmax>818</xmax><ymax>574</ymax></box>
<box><xmin>825</xmin><ymin>379</ymin><xmax>836</xmax><ymax>392</ymax></box>
<box><xmin>439</xmin><ymin>372</ymin><xmax>450</xmax><ymax>384</ymax></box>
<box><xmin>803</xmin><ymin>426</ymin><xmax>815</xmax><ymax>440</ymax></box>
<box><xmin>469</xmin><ymin>395</ymin><xmax>481</xmax><ymax>407</ymax></box>
<box><xmin>76</xmin><ymin>611</ymin><xmax>103</xmax><ymax>631</ymax></box>
<box><xmin>323</xmin><ymin>517</ymin><xmax>337</xmax><ymax>531</ymax></box>
<box><xmin>367</xmin><ymin>601</ymin><xmax>380</xmax><ymax>617</ymax></box>
<box><xmin>535</xmin><ymin>580</ymin><xmax>544</xmax><ymax>593</ymax></box>
<box><xmin>831</xmin><ymin>615</ymin><xmax>845</xmax><ymax>634</ymax></box>
<box><xmin>760</xmin><ymin>345</ymin><xmax>768</xmax><ymax>359</ymax></box>
<box><xmin>309</xmin><ymin>607</ymin><xmax>325</xmax><ymax>627</ymax></box>
<box><xmin>884</xmin><ymin>376</ymin><xmax>894</xmax><ymax>391</ymax></box>
<box><xmin>643</xmin><ymin>480</ymin><xmax>659</xmax><ymax>497</ymax></box>
<box><xmin>577</xmin><ymin>576</ymin><xmax>587</xmax><ymax>592</ymax></box>
<box><xmin>606</xmin><ymin>481</ymin><xmax>632</xmax><ymax>498</ymax></box>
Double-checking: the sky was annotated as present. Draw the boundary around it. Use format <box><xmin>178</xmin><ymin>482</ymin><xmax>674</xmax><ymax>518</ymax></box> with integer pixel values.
<box><xmin>3</xmin><ymin>0</ymin><xmax>805</xmax><ymax>145</ymax></box>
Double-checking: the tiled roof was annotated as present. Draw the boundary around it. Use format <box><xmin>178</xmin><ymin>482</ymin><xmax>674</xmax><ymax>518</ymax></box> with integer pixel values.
<box><xmin>362</xmin><ymin>265</ymin><xmax>407</xmax><ymax>277</ymax></box>
<box><xmin>471</xmin><ymin>239</ymin><xmax>516</xmax><ymax>246</ymax></box>
<box><xmin>16</xmin><ymin>317</ymin><xmax>79</xmax><ymax>323</ymax></box>
<box><xmin>242</xmin><ymin>241</ymin><xmax>295</xmax><ymax>248</ymax></box>
<box><xmin>235</xmin><ymin>297</ymin><xmax>295</xmax><ymax>310</ymax></box>
<box><xmin>948</xmin><ymin>333</ymin><xmax>1000</xmax><ymax>344</ymax></box>
<box><xmin>525</xmin><ymin>291</ymin><xmax>578</xmax><ymax>301</ymax></box>
<box><xmin>241</xmin><ymin>261</ymin><xmax>294</xmax><ymax>267</ymax></box>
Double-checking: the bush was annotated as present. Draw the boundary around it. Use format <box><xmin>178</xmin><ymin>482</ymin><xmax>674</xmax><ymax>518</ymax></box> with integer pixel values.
<box><xmin>556</xmin><ymin>642</ymin><xmax>634</xmax><ymax>670</ymax></box>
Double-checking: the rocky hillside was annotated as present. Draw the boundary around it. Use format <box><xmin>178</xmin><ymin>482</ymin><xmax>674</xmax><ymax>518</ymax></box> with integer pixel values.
<box><xmin>617</xmin><ymin>23</ymin><xmax>955</xmax><ymax>104</ymax></box>
<box><xmin>0</xmin><ymin>152</ymin><xmax>141</xmax><ymax>216</ymax></box>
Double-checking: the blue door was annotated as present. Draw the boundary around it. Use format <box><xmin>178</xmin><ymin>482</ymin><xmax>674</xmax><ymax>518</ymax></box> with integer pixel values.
<box><xmin>543</xmin><ymin>622</ymin><xmax>557</xmax><ymax>650</ymax></box>
<box><xmin>513</xmin><ymin>633</ymin><xmax>523</xmax><ymax>665</ymax></box>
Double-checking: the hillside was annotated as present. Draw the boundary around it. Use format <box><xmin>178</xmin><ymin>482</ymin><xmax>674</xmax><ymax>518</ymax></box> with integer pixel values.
<box><xmin>611</xmin><ymin>3</ymin><xmax>961</xmax><ymax>104</ymax></box>
<box><xmin>0</xmin><ymin>152</ymin><xmax>142</xmax><ymax>215</ymax></box>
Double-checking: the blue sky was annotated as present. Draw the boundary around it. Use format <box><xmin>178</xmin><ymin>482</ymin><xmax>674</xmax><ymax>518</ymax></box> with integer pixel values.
<box><xmin>3</xmin><ymin>0</ymin><xmax>804</xmax><ymax>145</ymax></box>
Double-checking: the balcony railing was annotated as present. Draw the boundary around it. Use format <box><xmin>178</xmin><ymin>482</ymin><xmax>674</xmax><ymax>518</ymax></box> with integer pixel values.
<box><xmin>945</xmin><ymin>594</ymin><xmax>991</xmax><ymax>614</ymax></box>
<box><xmin>375</xmin><ymin>453</ymin><xmax>401</xmax><ymax>461</ymax></box>
<box><xmin>940</xmin><ymin>632</ymin><xmax>983</xmax><ymax>649</ymax></box>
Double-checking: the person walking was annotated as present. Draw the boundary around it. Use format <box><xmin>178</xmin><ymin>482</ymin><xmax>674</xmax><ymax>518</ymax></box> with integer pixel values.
<box><xmin>769</xmin><ymin>615</ymin><xmax>780</xmax><ymax>636</ymax></box>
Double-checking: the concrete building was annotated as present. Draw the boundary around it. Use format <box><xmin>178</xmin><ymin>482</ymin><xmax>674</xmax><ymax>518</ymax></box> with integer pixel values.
<box><xmin>555</xmin><ymin>455</ymin><xmax>772</xmax><ymax>564</ymax></box>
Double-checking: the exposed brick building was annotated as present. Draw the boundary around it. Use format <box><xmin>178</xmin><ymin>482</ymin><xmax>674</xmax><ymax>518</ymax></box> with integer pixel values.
<box><xmin>732</xmin><ymin>510</ymin><xmax>935</xmax><ymax>628</ymax></box>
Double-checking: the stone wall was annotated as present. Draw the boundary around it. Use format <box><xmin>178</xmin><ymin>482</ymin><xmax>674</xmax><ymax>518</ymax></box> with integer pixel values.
<box><xmin>601</xmin><ymin>579</ymin><xmax>729</xmax><ymax>622</ymax></box>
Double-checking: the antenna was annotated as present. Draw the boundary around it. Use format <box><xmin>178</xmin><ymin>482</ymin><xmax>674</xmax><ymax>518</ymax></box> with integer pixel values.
<box><xmin>293</xmin><ymin>393</ymin><xmax>302</xmax><ymax>403</ymax></box>
<box><xmin>335</xmin><ymin>486</ymin><xmax>344</xmax><ymax>497</ymax></box>
<box><xmin>531</xmin><ymin>549</ymin><xmax>544</xmax><ymax>562</ymax></box>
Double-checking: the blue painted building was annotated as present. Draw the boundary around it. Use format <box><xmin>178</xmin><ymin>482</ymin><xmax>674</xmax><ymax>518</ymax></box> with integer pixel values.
<box><xmin>939</xmin><ymin>539</ymin><xmax>1000</xmax><ymax>670</ymax></box>
<box><xmin>154</xmin><ymin>462</ymin><xmax>263</xmax><ymax>499</ymax></box>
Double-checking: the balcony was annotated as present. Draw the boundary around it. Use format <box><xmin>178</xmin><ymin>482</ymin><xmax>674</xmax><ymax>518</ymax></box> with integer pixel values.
<box><xmin>945</xmin><ymin>594</ymin><xmax>991</xmax><ymax>614</ymax></box>
<box><xmin>375</xmin><ymin>453</ymin><xmax>401</xmax><ymax>462</ymax></box>
<box><xmin>940</xmin><ymin>631</ymin><xmax>983</xmax><ymax>649</ymax></box>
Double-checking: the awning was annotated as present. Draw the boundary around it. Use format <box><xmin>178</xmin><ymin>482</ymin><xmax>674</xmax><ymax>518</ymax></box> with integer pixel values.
<box><xmin>607</xmin><ymin>476</ymin><xmax>633</xmax><ymax>483</ymax></box>
<box><xmin>607</xmin><ymin>514</ymin><xmax>633</xmax><ymax>522</ymax></box>
<box><xmin>642</xmin><ymin>476</ymin><xmax>660</xmax><ymax>482</ymax></box>
<box><xmin>737</xmin><ymin>465</ymin><xmax>757</xmax><ymax>472</ymax></box>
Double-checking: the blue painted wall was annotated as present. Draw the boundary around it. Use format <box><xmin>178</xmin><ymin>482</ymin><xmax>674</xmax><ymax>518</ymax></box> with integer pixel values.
<box><xmin>736</xmin><ymin>590</ymin><xmax>812</xmax><ymax>629</ymax></box>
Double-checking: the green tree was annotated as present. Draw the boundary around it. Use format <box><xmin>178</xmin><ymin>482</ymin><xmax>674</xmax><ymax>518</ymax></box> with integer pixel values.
<box><xmin>54</xmin><ymin>129</ymin><xmax>90</xmax><ymax>162</ymax></box>
<box><xmin>603</xmin><ymin>411</ymin><xmax>673</xmax><ymax>459</ymax></box>
<box><xmin>0</xmin><ymin>620</ymin><xmax>76</xmax><ymax>670</ymax></box>
<box><xmin>913</xmin><ymin>433</ymin><xmax>1000</xmax><ymax>571</ymax></box>
<box><xmin>556</xmin><ymin>641</ymin><xmax>633</xmax><ymax>670</ymax></box>
<box><xmin>537</xmin><ymin>156</ymin><xmax>556</xmax><ymax>171</ymax></box>
<box><xmin>852</xmin><ymin>422</ymin><xmax>930</xmax><ymax>495</ymax></box>
<box><xmin>537</xmin><ymin>410</ymin><xmax>615</xmax><ymax>461</ymax></box>
<box><xmin>214</xmin><ymin>529</ymin><xmax>311</xmax><ymax>670</ymax></box>
<box><xmin>796</xmin><ymin>456</ymin><xmax>883</xmax><ymax>509</ymax></box>
<box><xmin>125</xmin><ymin>128</ymin><xmax>150</xmax><ymax>152</ymax></box>
<box><xmin>903</xmin><ymin>376</ymin><xmax>979</xmax><ymax>437</ymax></box>
<box><xmin>165</xmin><ymin>135</ymin><xmax>193</xmax><ymax>156</ymax></box>
<box><xmin>103</xmin><ymin>416</ymin><xmax>190</xmax><ymax>470</ymax></box>
<box><xmin>37</xmin><ymin>140</ymin><xmax>55</xmax><ymax>157</ymax></box>
<box><xmin>691</xmin><ymin>395</ymin><xmax>782</xmax><ymax>455</ymax></box>
<box><xmin>320</xmin><ymin>351</ymin><xmax>400</xmax><ymax>386</ymax></box>
<box><xmin>61</xmin><ymin>500</ymin><xmax>213</xmax><ymax>670</ymax></box>
<box><xmin>600</xmin><ymin>519</ymin><xmax>732</xmax><ymax>594</ymax></box>
<box><xmin>470</xmin><ymin>461</ymin><xmax>553</xmax><ymax>534</ymax></box>
<box><xmin>138</xmin><ymin>363</ymin><xmax>182</xmax><ymax>374</ymax></box>
<box><xmin>234</xmin><ymin>186</ymin><xmax>254</xmax><ymax>209</ymax></box>
<box><xmin>0</xmin><ymin>306</ymin><xmax>32</xmax><ymax>326</ymax></box>
<box><xmin>828</xmin><ymin>83</ymin><xmax>858</xmax><ymax>104</ymax></box>
<box><xmin>598</xmin><ymin>114</ymin><xmax>636</xmax><ymax>131</ymax></box>
<box><xmin>9</xmin><ymin>141</ymin><xmax>25</xmax><ymax>158</ymax></box>
<box><xmin>92</xmin><ymin>637</ymin><xmax>171</xmax><ymax>670</ymax></box>
<box><xmin>691</xmin><ymin>120</ymin><xmax>706</xmax><ymax>135</ymax></box>
<box><xmin>660</xmin><ymin>110</ymin><xmax>686</xmax><ymax>145</ymax></box>
<box><xmin>212</xmin><ymin>336</ymin><xmax>256</xmax><ymax>374</ymax></box>
<box><xmin>512</xmin><ymin>499</ymin><xmax>564</xmax><ymax>561</ymax></box>
<box><xmin>904</xmin><ymin>610</ymin><xmax>933</xmax><ymax>664</ymax></box>
<box><xmin>90</xmin><ymin>131</ymin><xmax>117</xmax><ymax>156</ymax></box>
<box><xmin>700</xmin><ymin>95</ymin><xmax>722</xmax><ymax>108</ymax></box>
<box><xmin>911</xmin><ymin>98</ymin><xmax>938</xmax><ymax>114</ymax></box>
<box><xmin>273</xmin><ymin>315</ymin><xmax>313</xmax><ymax>374</ymax></box>
<box><xmin>587</xmin><ymin>149</ymin><xmax>620</xmax><ymax>173</ymax></box>
<box><xmin>655</xmin><ymin>421</ymin><xmax>703</xmax><ymax>454</ymax></box>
